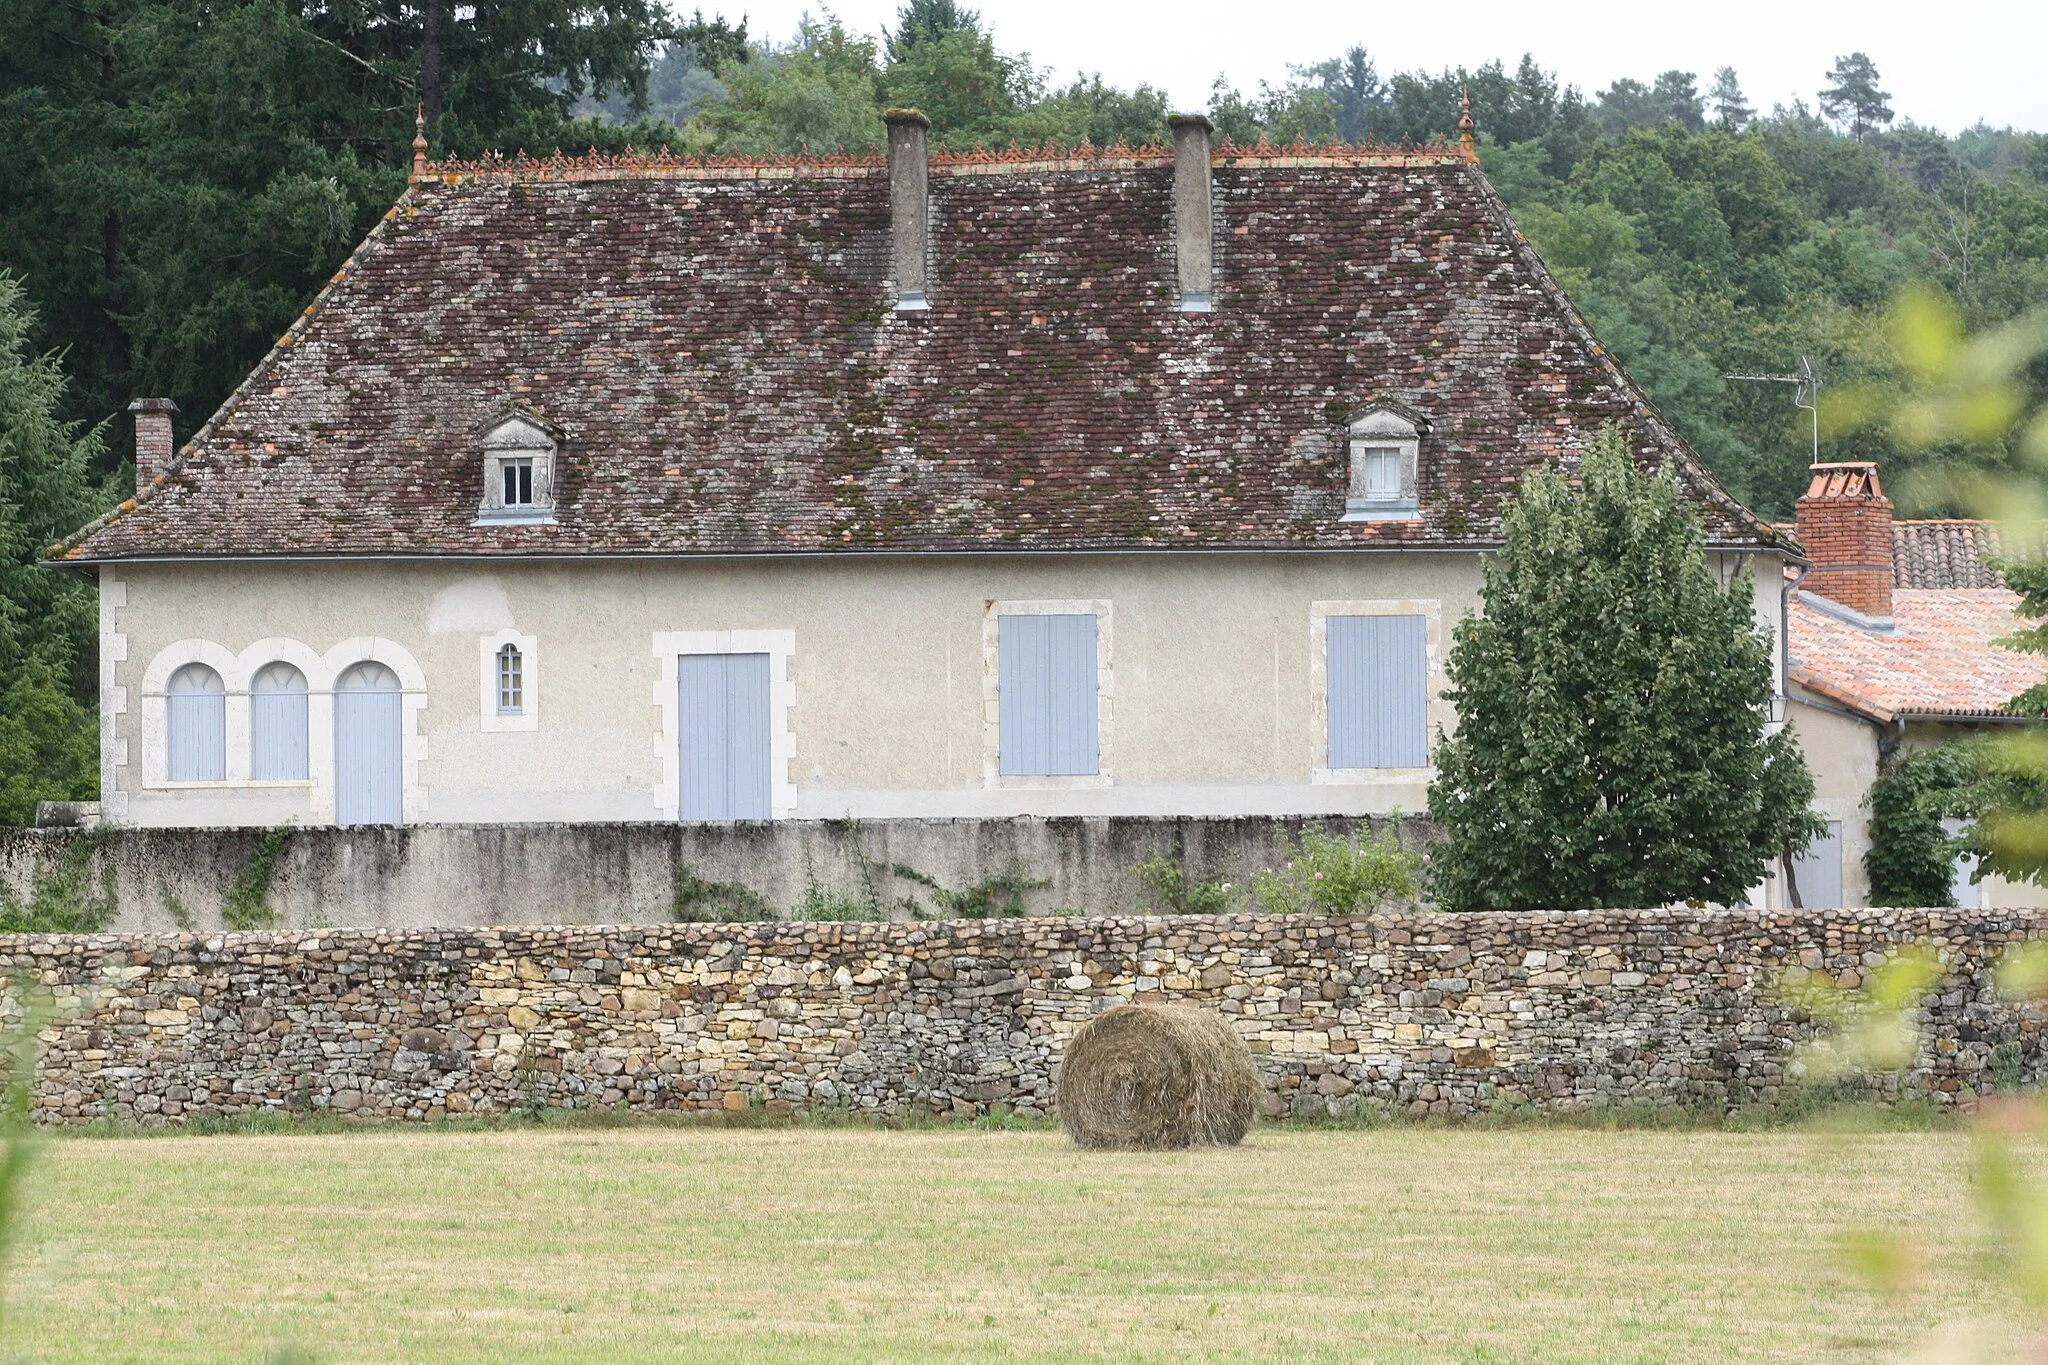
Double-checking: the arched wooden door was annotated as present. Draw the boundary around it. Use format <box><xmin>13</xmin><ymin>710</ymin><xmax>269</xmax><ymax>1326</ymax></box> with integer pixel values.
<box><xmin>334</xmin><ymin>662</ymin><xmax>402</xmax><ymax>825</ymax></box>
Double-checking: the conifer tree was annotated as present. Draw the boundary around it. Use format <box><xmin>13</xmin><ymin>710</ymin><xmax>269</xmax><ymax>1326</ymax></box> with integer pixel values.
<box><xmin>0</xmin><ymin>275</ymin><xmax>108</xmax><ymax>823</ymax></box>
<box><xmin>1426</xmin><ymin>427</ymin><xmax>1821</xmax><ymax>910</ymax></box>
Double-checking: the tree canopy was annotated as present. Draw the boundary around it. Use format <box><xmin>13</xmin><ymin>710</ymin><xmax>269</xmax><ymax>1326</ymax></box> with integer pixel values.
<box><xmin>1425</xmin><ymin>427</ymin><xmax>1822</xmax><ymax>911</ymax></box>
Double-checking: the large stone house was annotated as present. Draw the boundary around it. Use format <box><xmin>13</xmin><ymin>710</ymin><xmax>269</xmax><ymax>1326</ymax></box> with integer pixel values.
<box><xmin>1781</xmin><ymin>470</ymin><xmax>2045</xmax><ymax>908</ymax></box>
<box><xmin>52</xmin><ymin>115</ymin><xmax>1789</xmax><ymax>832</ymax></box>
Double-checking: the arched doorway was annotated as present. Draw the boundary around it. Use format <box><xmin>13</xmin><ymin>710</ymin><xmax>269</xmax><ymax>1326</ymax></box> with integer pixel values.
<box><xmin>334</xmin><ymin>661</ymin><xmax>402</xmax><ymax>825</ymax></box>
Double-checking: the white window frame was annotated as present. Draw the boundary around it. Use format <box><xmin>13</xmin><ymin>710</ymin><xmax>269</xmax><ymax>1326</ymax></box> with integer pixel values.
<box><xmin>476</xmin><ymin>413</ymin><xmax>557</xmax><ymax>526</ymax></box>
<box><xmin>982</xmin><ymin>599</ymin><xmax>1114</xmax><ymax>789</ymax></box>
<box><xmin>650</xmin><ymin>629</ymin><xmax>796</xmax><ymax>820</ymax></box>
<box><xmin>1309</xmin><ymin>599</ymin><xmax>1442</xmax><ymax>784</ymax></box>
<box><xmin>479</xmin><ymin>628</ymin><xmax>539</xmax><ymax>733</ymax></box>
<box><xmin>136</xmin><ymin>636</ymin><xmax>424</xmax><ymax>822</ymax></box>
<box><xmin>1342</xmin><ymin>405</ymin><xmax>1423</xmax><ymax>522</ymax></box>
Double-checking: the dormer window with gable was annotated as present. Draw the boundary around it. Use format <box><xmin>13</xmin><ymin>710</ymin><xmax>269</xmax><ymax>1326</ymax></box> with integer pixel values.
<box><xmin>1342</xmin><ymin>400</ymin><xmax>1426</xmax><ymax>522</ymax></box>
<box><xmin>476</xmin><ymin>410</ymin><xmax>560</xmax><ymax>526</ymax></box>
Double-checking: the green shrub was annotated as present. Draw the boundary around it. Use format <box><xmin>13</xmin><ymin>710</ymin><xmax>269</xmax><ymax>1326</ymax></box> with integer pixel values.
<box><xmin>1129</xmin><ymin>854</ymin><xmax>1235</xmax><ymax>914</ymax></box>
<box><xmin>672</xmin><ymin>863</ymin><xmax>770</xmax><ymax>922</ymax></box>
<box><xmin>1864</xmin><ymin>744</ymin><xmax>1981</xmax><ymax>907</ymax></box>
<box><xmin>0</xmin><ymin>825</ymin><xmax>117</xmax><ymax>933</ymax></box>
<box><xmin>1251</xmin><ymin>825</ymin><xmax>1421</xmax><ymax>915</ymax></box>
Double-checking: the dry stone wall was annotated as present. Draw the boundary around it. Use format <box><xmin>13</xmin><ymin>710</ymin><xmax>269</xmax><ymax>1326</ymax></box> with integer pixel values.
<box><xmin>7</xmin><ymin>906</ymin><xmax>2046</xmax><ymax>1126</ymax></box>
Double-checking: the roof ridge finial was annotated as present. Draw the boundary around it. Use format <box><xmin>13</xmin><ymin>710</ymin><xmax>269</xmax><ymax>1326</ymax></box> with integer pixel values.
<box><xmin>411</xmin><ymin>104</ymin><xmax>429</xmax><ymax>183</ymax></box>
<box><xmin>1458</xmin><ymin>85</ymin><xmax>1476</xmax><ymax>163</ymax></box>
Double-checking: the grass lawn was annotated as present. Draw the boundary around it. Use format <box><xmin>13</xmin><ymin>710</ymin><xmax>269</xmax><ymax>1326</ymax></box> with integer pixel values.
<box><xmin>0</xmin><ymin>1122</ymin><xmax>2028</xmax><ymax>1362</ymax></box>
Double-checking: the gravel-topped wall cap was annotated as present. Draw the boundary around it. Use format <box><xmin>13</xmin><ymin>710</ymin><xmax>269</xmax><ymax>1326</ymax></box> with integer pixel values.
<box><xmin>53</xmin><ymin>144</ymin><xmax>1784</xmax><ymax>564</ymax></box>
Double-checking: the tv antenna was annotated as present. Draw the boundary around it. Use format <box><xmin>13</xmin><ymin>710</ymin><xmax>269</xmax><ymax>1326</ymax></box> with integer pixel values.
<box><xmin>1722</xmin><ymin>355</ymin><xmax>1821</xmax><ymax>464</ymax></box>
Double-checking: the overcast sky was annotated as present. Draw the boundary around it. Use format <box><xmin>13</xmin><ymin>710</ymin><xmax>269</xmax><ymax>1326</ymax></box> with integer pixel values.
<box><xmin>725</xmin><ymin>0</ymin><xmax>2047</xmax><ymax>135</ymax></box>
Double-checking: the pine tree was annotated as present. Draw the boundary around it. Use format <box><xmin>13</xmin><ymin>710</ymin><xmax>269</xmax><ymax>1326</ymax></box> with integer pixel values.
<box><xmin>1652</xmin><ymin>70</ymin><xmax>1704</xmax><ymax>132</ymax></box>
<box><xmin>1426</xmin><ymin>427</ymin><xmax>1822</xmax><ymax>910</ymax></box>
<box><xmin>0</xmin><ymin>274</ymin><xmax>109</xmax><ymax>823</ymax></box>
<box><xmin>1819</xmin><ymin>53</ymin><xmax>1894</xmax><ymax>140</ymax></box>
<box><xmin>1708</xmin><ymin>67</ymin><xmax>1753</xmax><ymax>131</ymax></box>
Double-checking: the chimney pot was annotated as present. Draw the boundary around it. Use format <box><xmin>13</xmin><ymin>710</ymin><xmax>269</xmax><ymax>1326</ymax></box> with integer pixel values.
<box><xmin>1795</xmin><ymin>460</ymin><xmax>1894</xmax><ymax>622</ymax></box>
<box><xmin>128</xmin><ymin>397</ymin><xmax>179</xmax><ymax>494</ymax></box>
<box><xmin>884</xmin><ymin>109</ymin><xmax>931</xmax><ymax>311</ymax></box>
<box><xmin>1168</xmin><ymin>114</ymin><xmax>1214</xmax><ymax>312</ymax></box>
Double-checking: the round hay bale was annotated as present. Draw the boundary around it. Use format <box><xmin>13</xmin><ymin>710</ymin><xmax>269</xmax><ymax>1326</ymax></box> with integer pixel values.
<box><xmin>1057</xmin><ymin>1002</ymin><xmax>1261</xmax><ymax>1150</ymax></box>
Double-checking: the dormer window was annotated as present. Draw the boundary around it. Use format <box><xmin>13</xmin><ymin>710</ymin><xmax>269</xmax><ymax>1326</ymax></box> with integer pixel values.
<box><xmin>476</xmin><ymin>409</ymin><xmax>559</xmax><ymax>525</ymax></box>
<box><xmin>1342</xmin><ymin>400</ymin><xmax>1426</xmax><ymax>522</ymax></box>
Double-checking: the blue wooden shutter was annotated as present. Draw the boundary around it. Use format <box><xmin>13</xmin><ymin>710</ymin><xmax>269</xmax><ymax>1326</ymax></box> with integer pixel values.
<box><xmin>334</xmin><ymin>663</ymin><xmax>403</xmax><ymax>825</ymax></box>
<box><xmin>251</xmin><ymin>664</ymin><xmax>309</xmax><ymax>781</ymax></box>
<box><xmin>1327</xmin><ymin>615</ymin><xmax>1428</xmax><ymax>769</ymax></box>
<box><xmin>999</xmin><ymin>614</ymin><xmax>1098</xmax><ymax>776</ymax></box>
<box><xmin>1791</xmin><ymin>820</ymin><xmax>1843</xmax><ymax>907</ymax></box>
<box><xmin>166</xmin><ymin>665</ymin><xmax>226</xmax><ymax>782</ymax></box>
<box><xmin>678</xmin><ymin>653</ymin><xmax>772</xmax><ymax>820</ymax></box>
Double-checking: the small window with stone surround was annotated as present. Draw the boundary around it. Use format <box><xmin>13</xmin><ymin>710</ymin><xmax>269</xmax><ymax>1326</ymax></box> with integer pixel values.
<box><xmin>476</xmin><ymin>410</ymin><xmax>559</xmax><ymax>525</ymax></box>
<box><xmin>1341</xmin><ymin>400</ymin><xmax>1426</xmax><ymax>522</ymax></box>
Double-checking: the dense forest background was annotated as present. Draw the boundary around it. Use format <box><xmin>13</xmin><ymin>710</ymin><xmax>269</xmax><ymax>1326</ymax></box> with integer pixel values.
<box><xmin>1</xmin><ymin>0</ymin><xmax>2046</xmax><ymax>816</ymax></box>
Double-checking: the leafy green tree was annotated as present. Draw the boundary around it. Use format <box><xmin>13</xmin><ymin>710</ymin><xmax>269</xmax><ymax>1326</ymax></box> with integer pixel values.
<box><xmin>0</xmin><ymin>275</ymin><xmax>109</xmax><ymax>823</ymax></box>
<box><xmin>1820</xmin><ymin>53</ymin><xmax>1894</xmax><ymax>141</ymax></box>
<box><xmin>1426</xmin><ymin>427</ymin><xmax>1821</xmax><ymax>910</ymax></box>
<box><xmin>1002</xmin><ymin>75</ymin><xmax>1168</xmax><ymax>148</ymax></box>
<box><xmin>1864</xmin><ymin>744</ymin><xmax>1980</xmax><ymax>906</ymax></box>
<box><xmin>880</xmin><ymin>0</ymin><xmax>1028</xmax><ymax>146</ymax></box>
<box><xmin>685</xmin><ymin>17</ymin><xmax>883</xmax><ymax>154</ymax></box>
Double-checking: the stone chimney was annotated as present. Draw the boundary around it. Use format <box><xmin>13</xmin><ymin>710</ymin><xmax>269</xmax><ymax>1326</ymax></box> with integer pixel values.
<box><xmin>129</xmin><ymin>397</ymin><xmax>179</xmax><ymax>493</ymax></box>
<box><xmin>1168</xmin><ymin>114</ymin><xmax>1213</xmax><ymax>312</ymax></box>
<box><xmin>884</xmin><ymin>109</ymin><xmax>930</xmax><ymax>311</ymax></box>
<box><xmin>1795</xmin><ymin>461</ymin><xmax>1894</xmax><ymax>621</ymax></box>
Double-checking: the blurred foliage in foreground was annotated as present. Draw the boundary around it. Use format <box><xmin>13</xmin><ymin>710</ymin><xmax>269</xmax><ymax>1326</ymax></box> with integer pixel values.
<box><xmin>1826</xmin><ymin>288</ymin><xmax>2048</xmax><ymax>890</ymax></box>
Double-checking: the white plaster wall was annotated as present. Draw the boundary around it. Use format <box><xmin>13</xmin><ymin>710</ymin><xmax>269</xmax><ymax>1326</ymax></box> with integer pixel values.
<box><xmin>1781</xmin><ymin>690</ymin><xmax>1880</xmax><ymax>909</ymax></box>
<box><xmin>108</xmin><ymin>548</ymin><xmax>1791</xmax><ymax>827</ymax></box>
<box><xmin>1781</xmin><ymin>699</ymin><xmax>2048</xmax><ymax>911</ymax></box>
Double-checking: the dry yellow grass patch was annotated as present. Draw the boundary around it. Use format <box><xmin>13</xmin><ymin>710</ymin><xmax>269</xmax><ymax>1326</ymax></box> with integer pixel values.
<box><xmin>0</xmin><ymin>1126</ymin><xmax>2027</xmax><ymax>1362</ymax></box>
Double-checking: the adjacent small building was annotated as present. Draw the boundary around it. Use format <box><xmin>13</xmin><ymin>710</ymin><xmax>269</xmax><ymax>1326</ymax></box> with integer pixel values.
<box><xmin>1782</xmin><ymin>464</ymin><xmax>2044</xmax><ymax>908</ymax></box>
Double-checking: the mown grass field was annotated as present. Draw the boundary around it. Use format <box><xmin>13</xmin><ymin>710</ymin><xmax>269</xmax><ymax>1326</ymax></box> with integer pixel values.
<box><xmin>0</xmin><ymin>1122</ymin><xmax>2029</xmax><ymax>1362</ymax></box>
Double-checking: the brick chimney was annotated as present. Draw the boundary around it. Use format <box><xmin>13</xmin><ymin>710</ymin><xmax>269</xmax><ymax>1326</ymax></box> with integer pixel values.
<box><xmin>884</xmin><ymin>109</ymin><xmax>930</xmax><ymax>311</ymax></box>
<box><xmin>1795</xmin><ymin>461</ymin><xmax>1893</xmax><ymax>621</ymax></box>
<box><xmin>1168</xmin><ymin>113</ymin><xmax>1213</xmax><ymax>312</ymax></box>
<box><xmin>129</xmin><ymin>397</ymin><xmax>179</xmax><ymax>493</ymax></box>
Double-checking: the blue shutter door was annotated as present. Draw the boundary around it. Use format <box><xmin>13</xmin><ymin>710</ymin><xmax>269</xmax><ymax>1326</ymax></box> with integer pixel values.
<box><xmin>167</xmin><ymin>694</ymin><xmax>226</xmax><ymax>781</ymax></box>
<box><xmin>334</xmin><ymin>664</ymin><xmax>402</xmax><ymax>825</ymax></box>
<box><xmin>999</xmin><ymin>614</ymin><xmax>1097</xmax><ymax>776</ymax></box>
<box><xmin>1791</xmin><ymin>820</ymin><xmax>1844</xmax><ymax>908</ymax></box>
<box><xmin>1327</xmin><ymin>614</ymin><xmax>1428</xmax><ymax>768</ymax></box>
<box><xmin>251</xmin><ymin>666</ymin><xmax>310</xmax><ymax>781</ymax></box>
<box><xmin>678</xmin><ymin>653</ymin><xmax>772</xmax><ymax>820</ymax></box>
<box><xmin>166</xmin><ymin>665</ymin><xmax>225</xmax><ymax>782</ymax></box>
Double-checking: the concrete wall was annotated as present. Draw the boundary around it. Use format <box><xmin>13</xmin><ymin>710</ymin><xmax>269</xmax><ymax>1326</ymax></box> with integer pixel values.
<box><xmin>0</xmin><ymin>817</ymin><xmax>1426</xmax><ymax>931</ymax></box>
<box><xmin>10</xmin><ymin>905</ymin><xmax>2043</xmax><ymax>1126</ymax></box>
<box><xmin>99</xmin><ymin>550</ymin><xmax>1784</xmax><ymax>827</ymax></box>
